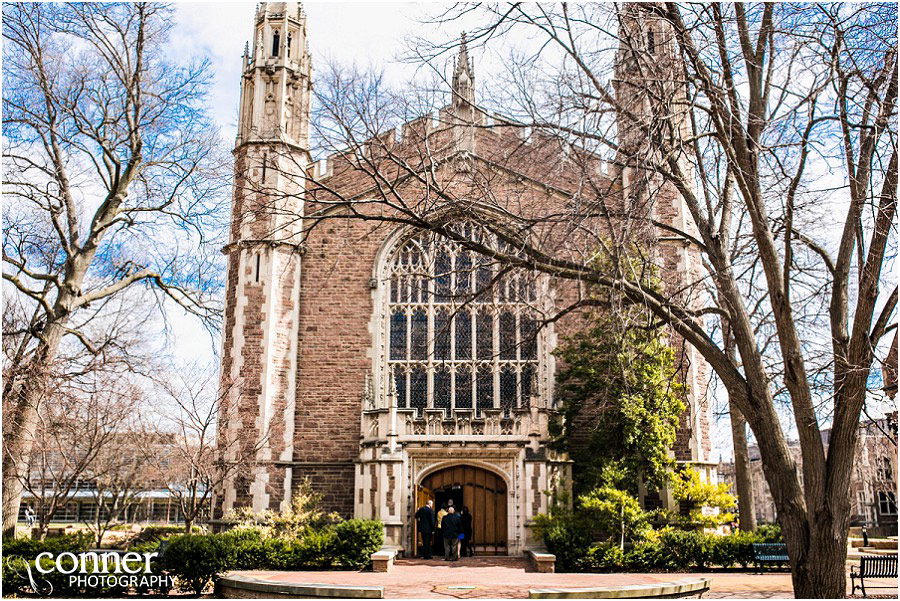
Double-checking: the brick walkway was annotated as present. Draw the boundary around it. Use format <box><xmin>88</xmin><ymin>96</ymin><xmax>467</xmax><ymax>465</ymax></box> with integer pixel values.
<box><xmin>228</xmin><ymin>556</ymin><xmax>898</xmax><ymax>598</ymax></box>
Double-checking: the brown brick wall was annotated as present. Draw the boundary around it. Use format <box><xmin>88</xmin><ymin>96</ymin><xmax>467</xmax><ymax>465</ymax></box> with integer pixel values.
<box><xmin>291</xmin><ymin>464</ymin><xmax>357</xmax><ymax>517</ymax></box>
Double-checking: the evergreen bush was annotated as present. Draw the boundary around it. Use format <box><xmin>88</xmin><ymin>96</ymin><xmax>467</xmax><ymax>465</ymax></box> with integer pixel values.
<box><xmin>754</xmin><ymin>523</ymin><xmax>783</xmax><ymax>542</ymax></box>
<box><xmin>1</xmin><ymin>531</ymin><xmax>92</xmax><ymax>559</ymax></box>
<box><xmin>333</xmin><ymin>519</ymin><xmax>384</xmax><ymax>569</ymax></box>
<box><xmin>532</xmin><ymin>508</ymin><xmax>592</xmax><ymax>572</ymax></box>
<box><xmin>158</xmin><ymin>534</ymin><xmax>232</xmax><ymax>595</ymax></box>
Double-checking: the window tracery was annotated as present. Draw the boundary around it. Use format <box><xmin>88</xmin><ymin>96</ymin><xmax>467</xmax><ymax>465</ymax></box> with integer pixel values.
<box><xmin>384</xmin><ymin>223</ymin><xmax>541</xmax><ymax>418</ymax></box>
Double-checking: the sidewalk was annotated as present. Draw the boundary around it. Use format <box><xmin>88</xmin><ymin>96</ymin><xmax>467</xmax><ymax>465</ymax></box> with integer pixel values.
<box><xmin>228</xmin><ymin>556</ymin><xmax>899</xmax><ymax>598</ymax></box>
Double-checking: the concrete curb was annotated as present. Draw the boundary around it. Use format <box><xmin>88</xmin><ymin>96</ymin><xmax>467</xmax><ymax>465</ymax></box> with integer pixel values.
<box><xmin>217</xmin><ymin>574</ymin><xmax>384</xmax><ymax>598</ymax></box>
<box><xmin>529</xmin><ymin>576</ymin><xmax>712</xmax><ymax>599</ymax></box>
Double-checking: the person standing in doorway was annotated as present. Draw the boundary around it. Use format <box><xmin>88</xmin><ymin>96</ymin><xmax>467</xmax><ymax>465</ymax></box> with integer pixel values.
<box><xmin>414</xmin><ymin>499</ymin><xmax>435</xmax><ymax>559</ymax></box>
<box><xmin>441</xmin><ymin>506</ymin><xmax>462</xmax><ymax>561</ymax></box>
<box><xmin>435</xmin><ymin>502</ymin><xmax>448</xmax><ymax>556</ymax></box>
<box><xmin>460</xmin><ymin>506</ymin><xmax>473</xmax><ymax>557</ymax></box>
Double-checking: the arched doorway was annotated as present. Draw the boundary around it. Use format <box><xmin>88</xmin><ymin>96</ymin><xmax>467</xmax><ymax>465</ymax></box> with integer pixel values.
<box><xmin>416</xmin><ymin>464</ymin><xmax>508</xmax><ymax>555</ymax></box>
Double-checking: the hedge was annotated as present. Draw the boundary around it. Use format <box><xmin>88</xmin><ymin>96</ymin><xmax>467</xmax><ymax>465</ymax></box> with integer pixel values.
<box><xmin>1</xmin><ymin>531</ymin><xmax>92</xmax><ymax>559</ymax></box>
<box><xmin>157</xmin><ymin>534</ymin><xmax>233</xmax><ymax>595</ymax></box>
<box><xmin>536</xmin><ymin>516</ymin><xmax>783</xmax><ymax>573</ymax></box>
<box><xmin>158</xmin><ymin>519</ymin><xmax>384</xmax><ymax>594</ymax></box>
<box><xmin>2</xmin><ymin>519</ymin><xmax>384</xmax><ymax>596</ymax></box>
<box><xmin>580</xmin><ymin>528</ymin><xmax>780</xmax><ymax>572</ymax></box>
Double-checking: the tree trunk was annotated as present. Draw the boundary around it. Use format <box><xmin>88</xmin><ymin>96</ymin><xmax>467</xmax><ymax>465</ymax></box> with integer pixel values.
<box><xmin>2</xmin><ymin>401</ymin><xmax>41</xmax><ymax>538</ymax></box>
<box><xmin>37</xmin><ymin>514</ymin><xmax>49</xmax><ymax>541</ymax></box>
<box><xmin>791</xmin><ymin>533</ymin><xmax>848</xmax><ymax>598</ymax></box>
<box><xmin>729</xmin><ymin>405</ymin><xmax>756</xmax><ymax>531</ymax></box>
<box><xmin>1</xmin><ymin>310</ymin><xmax>70</xmax><ymax>537</ymax></box>
<box><xmin>184</xmin><ymin>517</ymin><xmax>193</xmax><ymax>536</ymax></box>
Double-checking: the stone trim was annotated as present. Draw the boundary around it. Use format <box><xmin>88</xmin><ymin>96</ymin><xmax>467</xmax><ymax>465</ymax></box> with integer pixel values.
<box><xmin>525</xmin><ymin>549</ymin><xmax>555</xmax><ymax>573</ymax></box>
<box><xmin>528</xmin><ymin>577</ymin><xmax>712</xmax><ymax>599</ymax></box>
<box><xmin>217</xmin><ymin>574</ymin><xmax>383</xmax><ymax>599</ymax></box>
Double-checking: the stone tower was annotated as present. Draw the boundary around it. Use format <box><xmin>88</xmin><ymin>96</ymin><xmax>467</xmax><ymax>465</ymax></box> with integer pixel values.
<box><xmin>614</xmin><ymin>4</ymin><xmax>712</xmax><ymax>471</ymax></box>
<box><xmin>218</xmin><ymin>1</ymin><xmax>312</xmax><ymax>515</ymax></box>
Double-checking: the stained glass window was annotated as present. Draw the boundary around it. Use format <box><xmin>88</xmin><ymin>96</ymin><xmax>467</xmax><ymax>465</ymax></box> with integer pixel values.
<box><xmin>499</xmin><ymin>311</ymin><xmax>516</xmax><ymax>360</ymax></box>
<box><xmin>434</xmin><ymin>309</ymin><xmax>451</xmax><ymax>361</ymax></box>
<box><xmin>385</xmin><ymin>224</ymin><xmax>542</xmax><ymax>421</ymax></box>
<box><xmin>455</xmin><ymin>366</ymin><xmax>473</xmax><ymax>409</ymax></box>
<box><xmin>500</xmin><ymin>366</ymin><xmax>517</xmax><ymax>415</ymax></box>
<box><xmin>476</xmin><ymin>365</ymin><xmax>493</xmax><ymax>414</ymax></box>
<box><xmin>410</xmin><ymin>367</ymin><xmax>427</xmax><ymax>415</ymax></box>
<box><xmin>390</xmin><ymin>311</ymin><xmax>406</xmax><ymax>360</ymax></box>
<box><xmin>455</xmin><ymin>312</ymin><xmax>472</xmax><ymax>360</ymax></box>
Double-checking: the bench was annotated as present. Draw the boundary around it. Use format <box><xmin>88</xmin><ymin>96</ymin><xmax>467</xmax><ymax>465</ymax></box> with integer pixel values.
<box><xmin>525</xmin><ymin>549</ymin><xmax>556</xmax><ymax>573</ymax></box>
<box><xmin>851</xmin><ymin>555</ymin><xmax>898</xmax><ymax>597</ymax></box>
<box><xmin>370</xmin><ymin>549</ymin><xmax>396</xmax><ymax>573</ymax></box>
<box><xmin>752</xmin><ymin>543</ymin><xmax>789</xmax><ymax>572</ymax></box>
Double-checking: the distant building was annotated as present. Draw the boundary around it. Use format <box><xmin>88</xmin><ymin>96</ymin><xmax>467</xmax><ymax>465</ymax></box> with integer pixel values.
<box><xmin>17</xmin><ymin>432</ymin><xmax>195</xmax><ymax>527</ymax></box>
<box><xmin>18</xmin><ymin>487</ymin><xmax>187</xmax><ymax>525</ymax></box>
<box><xmin>720</xmin><ymin>416</ymin><xmax>897</xmax><ymax>534</ymax></box>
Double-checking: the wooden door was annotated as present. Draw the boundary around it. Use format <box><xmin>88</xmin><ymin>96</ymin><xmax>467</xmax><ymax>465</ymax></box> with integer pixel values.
<box><xmin>419</xmin><ymin>465</ymin><xmax>507</xmax><ymax>555</ymax></box>
<box><xmin>412</xmin><ymin>484</ymin><xmax>434</xmax><ymax>557</ymax></box>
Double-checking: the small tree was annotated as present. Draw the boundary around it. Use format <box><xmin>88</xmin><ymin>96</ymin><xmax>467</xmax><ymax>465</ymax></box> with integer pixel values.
<box><xmin>81</xmin><ymin>398</ymin><xmax>157</xmax><ymax>547</ymax></box>
<box><xmin>580</xmin><ymin>486</ymin><xmax>651</xmax><ymax>550</ymax></box>
<box><xmin>225</xmin><ymin>479</ymin><xmax>340</xmax><ymax>541</ymax></box>
<box><xmin>150</xmin><ymin>364</ymin><xmax>257</xmax><ymax>535</ymax></box>
<box><xmin>552</xmin><ymin>261</ymin><xmax>685</xmax><ymax>495</ymax></box>
<box><xmin>21</xmin><ymin>377</ymin><xmax>134</xmax><ymax>540</ymax></box>
<box><xmin>672</xmin><ymin>467</ymin><xmax>736</xmax><ymax>529</ymax></box>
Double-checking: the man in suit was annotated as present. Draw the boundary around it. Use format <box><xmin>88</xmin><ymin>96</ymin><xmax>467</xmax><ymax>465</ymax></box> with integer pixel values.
<box><xmin>414</xmin><ymin>499</ymin><xmax>435</xmax><ymax>559</ymax></box>
<box><xmin>460</xmin><ymin>505</ymin><xmax>474</xmax><ymax>557</ymax></box>
<box><xmin>441</xmin><ymin>506</ymin><xmax>463</xmax><ymax>561</ymax></box>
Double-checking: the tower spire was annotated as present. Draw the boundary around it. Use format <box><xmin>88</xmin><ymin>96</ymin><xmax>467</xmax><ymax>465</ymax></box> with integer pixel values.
<box><xmin>217</xmin><ymin>0</ymin><xmax>310</xmax><ymax>517</ymax></box>
<box><xmin>451</xmin><ymin>32</ymin><xmax>475</xmax><ymax>110</ymax></box>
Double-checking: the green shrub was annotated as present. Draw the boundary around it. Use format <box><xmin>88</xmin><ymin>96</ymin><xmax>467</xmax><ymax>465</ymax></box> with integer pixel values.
<box><xmin>624</xmin><ymin>539</ymin><xmax>664</xmax><ymax>570</ymax></box>
<box><xmin>333</xmin><ymin>519</ymin><xmax>383</xmax><ymax>569</ymax></box>
<box><xmin>584</xmin><ymin>543</ymin><xmax>625</xmax><ymax>570</ymax></box>
<box><xmin>1</xmin><ymin>531</ymin><xmax>92</xmax><ymax>559</ymax></box>
<box><xmin>127</xmin><ymin>539</ymin><xmax>166</xmax><ymax>555</ymax></box>
<box><xmin>219</xmin><ymin>527</ymin><xmax>271</xmax><ymax>570</ymax></box>
<box><xmin>709</xmin><ymin>530</ymin><xmax>756</xmax><ymax>568</ymax></box>
<box><xmin>754</xmin><ymin>523</ymin><xmax>782</xmax><ymax>543</ymax></box>
<box><xmin>1</xmin><ymin>554</ymin><xmax>130</xmax><ymax>597</ymax></box>
<box><xmin>158</xmin><ymin>534</ymin><xmax>232</xmax><ymax>595</ymax></box>
<box><xmin>532</xmin><ymin>511</ymin><xmax>592</xmax><ymax>572</ymax></box>
<box><xmin>654</xmin><ymin>528</ymin><xmax>717</xmax><ymax>570</ymax></box>
<box><xmin>289</xmin><ymin>529</ymin><xmax>337</xmax><ymax>569</ymax></box>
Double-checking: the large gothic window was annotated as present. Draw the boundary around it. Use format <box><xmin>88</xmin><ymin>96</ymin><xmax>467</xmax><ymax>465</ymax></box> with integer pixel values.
<box><xmin>385</xmin><ymin>223</ymin><xmax>540</xmax><ymax>417</ymax></box>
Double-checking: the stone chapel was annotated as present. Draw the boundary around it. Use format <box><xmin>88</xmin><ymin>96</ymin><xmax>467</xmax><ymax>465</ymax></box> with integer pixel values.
<box><xmin>215</xmin><ymin>2</ymin><xmax>715</xmax><ymax>555</ymax></box>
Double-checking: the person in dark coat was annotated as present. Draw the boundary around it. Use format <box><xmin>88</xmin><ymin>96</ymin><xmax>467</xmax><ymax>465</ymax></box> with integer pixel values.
<box><xmin>414</xmin><ymin>499</ymin><xmax>435</xmax><ymax>559</ymax></box>
<box><xmin>459</xmin><ymin>506</ymin><xmax>473</xmax><ymax>557</ymax></box>
<box><xmin>441</xmin><ymin>506</ymin><xmax>463</xmax><ymax>561</ymax></box>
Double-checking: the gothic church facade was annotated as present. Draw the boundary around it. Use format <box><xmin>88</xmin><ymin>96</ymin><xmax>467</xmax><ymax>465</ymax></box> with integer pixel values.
<box><xmin>216</xmin><ymin>2</ymin><xmax>713</xmax><ymax>555</ymax></box>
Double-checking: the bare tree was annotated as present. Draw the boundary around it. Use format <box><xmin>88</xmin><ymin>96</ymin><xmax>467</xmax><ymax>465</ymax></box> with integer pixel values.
<box><xmin>149</xmin><ymin>364</ymin><xmax>257</xmax><ymax>534</ymax></box>
<box><xmin>81</xmin><ymin>399</ymin><xmax>158</xmax><ymax>548</ymax></box>
<box><xmin>239</xmin><ymin>2</ymin><xmax>894</xmax><ymax>596</ymax></box>
<box><xmin>17</xmin><ymin>374</ymin><xmax>135</xmax><ymax>540</ymax></box>
<box><xmin>1</xmin><ymin>2</ymin><xmax>229</xmax><ymax>535</ymax></box>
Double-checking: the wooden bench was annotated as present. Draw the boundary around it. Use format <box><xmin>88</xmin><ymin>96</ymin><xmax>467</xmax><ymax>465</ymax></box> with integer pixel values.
<box><xmin>751</xmin><ymin>543</ymin><xmax>789</xmax><ymax>572</ymax></box>
<box><xmin>851</xmin><ymin>555</ymin><xmax>898</xmax><ymax>597</ymax></box>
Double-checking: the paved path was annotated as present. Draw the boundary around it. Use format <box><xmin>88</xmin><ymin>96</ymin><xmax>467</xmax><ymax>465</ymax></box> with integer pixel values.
<box><xmin>231</xmin><ymin>557</ymin><xmax>898</xmax><ymax>599</ymax></box>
